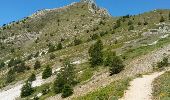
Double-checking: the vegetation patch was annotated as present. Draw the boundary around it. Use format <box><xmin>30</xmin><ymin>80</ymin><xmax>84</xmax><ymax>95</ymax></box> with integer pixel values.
<box><xmin>153</xmin><ymin>71</ymin><xmax>170</xmax><ymax>100</ymax></box>
<box><xmin>73</xmin><ymin>78</ymin><xmax>131</xmax><ymax>100</ymax></box>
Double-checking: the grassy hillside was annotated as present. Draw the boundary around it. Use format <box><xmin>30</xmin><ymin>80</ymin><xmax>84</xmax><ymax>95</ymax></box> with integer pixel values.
<box><xmin>0</xmin><ymin>1</ymin><xmax>170</xmax><ymax>99</ymax></box>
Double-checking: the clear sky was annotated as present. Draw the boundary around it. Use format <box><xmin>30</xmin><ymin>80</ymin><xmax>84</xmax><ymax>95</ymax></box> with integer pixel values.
<box><xmin>0</xmin><ymin>0</ymin><xmax>170</xmax><ymax>26</ymax></box>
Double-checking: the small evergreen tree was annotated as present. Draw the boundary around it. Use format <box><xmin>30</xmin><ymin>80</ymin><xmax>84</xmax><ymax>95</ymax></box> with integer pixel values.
<box><xmin>53</xmin><ymin>60</ymin><xmax>76</xmax><ymax>96</ymax></box>
<box><xmin>74</xmin><ymin>38</ymin><xmax>82</xmax><ymax>46</ymax></box>
<box><xmin>104</xmin><ymin>51</ymin><xmax>116</xmax><ymax>66</ymax></box>
<box><xmin>34</xmin><ymin>61</ymin><xmax>41</xmax><ymax>70</ymax></box>
<box><xmin>49</xmin><ymin>53</ymin><xmax>55</xmax><ymax>60</ymax></box>
<box><xmin>109</xmin><ymin>55</ymin><xmax>124</xmax><ymax>76</ymax></box>
<box><xmin>113</xmin><ymin>19</ymin><xmax>121</xmax><ymax>29</ymax></box>
<box><xmin>53</xmin><ymin>72</ymin><xmax>65</xmax><ymax>94</ymax></box>
<box><xmin>6</xmin><ymin>68</ymin><xmax>15</xmax><ymax>83</ymax></box>
<box><xmin>42</xmin><ymin>66</ymin><xmax>52</xmax><ymax>79</ymax></box>
<box><xmin>20</xmin><ymin>82</ymin><xmax>34</xmax><ymax>98</ymax></box>
<box><xmin>128</xmin><ymin>20</ymin><xmax>133</xmax><ymax>25</ymax></box>
<box><xmin>160</xmin><ymin>16</ymin><xmax>165</xmax><ymax>22</ymax></box>
<box><xmin>144</xmin><ymin>21</ymin><xmax>148</xmax><ymax>25</ymax></box>
<box><xmin>48</xmin><ymin>44</ymin><xmax>55</xmax><ymax>53</ymax></box>
<box><xmin>61</xmin><ymin>84</ymin><xmax>73</xmax><ymax>98</ymax></box>
<box><xmin>128</xmin><ymin>25</ymin><xmax>134</xmax><ymax>31</ymax></box>
<box><xmin>57</xmin><ymin>42</ymin><xmax>63</xmax><ymax>50</ymax></box>
<box><xmin>0</xmin><ymin>61</ymin><xmax>5</xmax><ymax>69</ymax></box>
<box><xmin>88</xmin><ymin>39</ymin><xmax>103</xmax><ymax>66</ymax></box>
<box><xmin>27</xmin><ymin>73</ymin><xmax>36</xmax><ymax>82</ymax></box>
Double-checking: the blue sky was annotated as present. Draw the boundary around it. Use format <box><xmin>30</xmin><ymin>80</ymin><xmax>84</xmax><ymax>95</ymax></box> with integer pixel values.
<box><xmin>0</xmin><ymin>0</ymin><xmax>170</xmax><ymax>26</ymax></box>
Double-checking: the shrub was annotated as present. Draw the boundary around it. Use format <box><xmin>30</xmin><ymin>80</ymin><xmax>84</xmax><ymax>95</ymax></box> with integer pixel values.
<box><xmin>128</xmin><ymin>20</ymin><xmax>133</xmax><ymax>25</ymax></box>
<box><xmin>53</xmin><ymin>60</ymin><xmax>76</xmax><ymax>96</ymax></box>
<box><xmin>57</xmin><ymin>42</ymin><xmax>63</xmax><ymax>50</ymax></box>
<box><xmin>74</xmin><ymin>38</ymin><xmax>82</xmax><ymax>46</ymax></box>
<box><xmin>27</xmin><ymin>73</ymin><xmax>36</xmax><ymax>82</ymax></box>
<box><xmin>138</xmin><ymin>22</ymin><xmax>142</xmax><ymax>25</ymax></box>
<box><xmin>156</xmin><ymin>57</ymin><xmax>169</xmax><ymax>68</ymax></box>
<box><xmin>144</xmin><ymin>21</ymin><xmax>148</xmax><ymax>25</ymax></box>
<box><xmin>8</xmin><ymin>58</ymin><xmax>22</xmax><ymax>67</ymax></box>
<box><xmin>20</xmin><ymin>82</ymin><xmax>34</xmax><ymax>98</ymax></box>
<box><xmin>61</xmin><ymin>84</ymin><xmax>73</xmax><ymax>98</ymax></box>
<box><xmin>108</xmin><ymin>54</ymin><xmax>124</xmax><ymax>76</ymax></box>
<box><xmin>160</xmin><ymin>16</ymin><xmax>165</xmax><ymax>22</ymax></box>
<box><xmin>128</xmin><ymin>25</ymin><xmax>134</xmax><ymax>31</ymax></box>
<box><xmin>34</xmin><ymin>51</ymin><xmax>39</xmax><ymax>58</ymax></box>
<box><xmin>91</xmin><ymin>33</ymin><xmax>100</xmax><ymax>40</ymax></box>
<box><xmin>42</xmin><ymin>86</ymin><xmax>50</xmax><ymax>95</ymax></box>
<box><xmin>88</xmin><ymin>39</ymin><xmax>103</xmax><ymax>66</ymax></box>
<box><xmin>34</xmin><ymin>61</ymin><xmax>41</xmax><ymax>70</ymax></box>
<box><xmin>49</xmin><ymin>53</ymin><xmax>55</xmax><ymax>60</ymax></box>
<box><xmin>48</xmin><ymin>44</ymin><xmax>55</xmax><ymax>53</ymax></box>
<box><xmin>0</xmin><ymin>61</ymin><xmax>5</xmax><ymax>69</ymax></box>
<box><xmin>42</xmin><ymin>66</ymin><xmax>52</xmax><ymax>79</ymax></box>
<box><xmin>113</xmin><ymin>19</ymin><xmax>121</xmax><ymax>29</ymax></box>
<box><xmin>6</xmin><ymin>69</ymin><xmax>15</xmax><ymax>83</ymax></box>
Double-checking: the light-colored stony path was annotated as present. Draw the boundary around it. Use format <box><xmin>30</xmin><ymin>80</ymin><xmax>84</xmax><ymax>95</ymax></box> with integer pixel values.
<box><xmin>120</xmin><ymin>71</ymin><xmax>166</xmax><ymax>100</ymax></box>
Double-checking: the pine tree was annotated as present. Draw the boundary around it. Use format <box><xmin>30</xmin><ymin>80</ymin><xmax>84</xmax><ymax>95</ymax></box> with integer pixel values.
<box><xmin>61</xmin><ymin>84</ymin><xmax>73</xmax><ymax>98</ymax></box>
<box><xmin>160</xmin><ymin>16</ymin><xmax>165</xmax><ymax>22</ymax></box>
<box><xmin>88</xmin><ymin>39</ymin><xmax>103</xmax><ymax>66</ymax></box>
<box><xmin>57</xmin><ymin>42</ymin><xmax>63</xmax><ymax>50</ymax></box>
<box><xmin>6</xmin><ymin>68</ymin><xmax>15</xmax><ymax>83</ymax></box>
<box><xmin>27</xmin><ymin>73</ymin><xmax>36</xmax><ymax>82</ymax></box>
<box><xmin>20</xmin><ymin>82</ymin><xmax>34</xmax><ymax>98</ymax></box>
<box><xmin>53</xmin><ymin>72</ymin><xmax>65</xmax><ymax>94</ymax></box>
<box><xmin>109</xmin><ymin>55</ymin><xmax>124</xmax><ymax>76</ymax></box>
<box><xmin>42</xmin><ymin>66</ymin><xmax>52</xmax><ymax>79</ymax></box>
<box><xmin>48</xmin><ymin>44</ymin><xmax>55</xmax><ymax>53</ymax></box>
<box><xmin>0</xmin><ymin>61</ymin><xmax>5</xmax><ymax>69</ymax></box>
<box><xmin>53</xmin><ymin>60</ymin><xmax>76</xmax><ymax>95</ymax></box>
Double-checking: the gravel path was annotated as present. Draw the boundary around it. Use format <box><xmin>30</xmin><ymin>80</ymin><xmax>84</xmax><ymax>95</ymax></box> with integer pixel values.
<box><xmin>120</xmin><ymin>71</ymin><xmax>166</xmax><ymax>100</ymax></box>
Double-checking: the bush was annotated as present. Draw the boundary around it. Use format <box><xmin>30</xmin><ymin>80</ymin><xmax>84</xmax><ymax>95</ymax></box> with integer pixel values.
<box><xmin>160</xmin><ymin>16</ymin><xmax>165</xmax><ymax>22</ymax></box>
<box><xmin>74</xmin><ymin>38</ymin><xmax>82</xmax><ymax>46</ymax></box>
<box><xmin>13</xmin><ymin>62</ymin><xmax>29</xmax><ymax>73</ymax></box>
<box><xmin>0</xmin><ymin>61</ymin><xmax>5</xmax><ymax>69</ymax></box>
<box><xmin>91</xmin><ymin>33</ymin><xmax>100</xmax><ymax>40</ymax></box>
<box><xmin>57</xmin><ymin>42</ymin><xmax>63</xmax><ymax>50</ymax></box>
<box><xmin>34</xmin><ymin>61</ymin><xmax>41</xmax><ymax>70</ymax></box>
<box><xmin>53</xmin><ymin>73</ymin><xmax>65</xmax><ymax>94</ymax></box>
<box><xmin>144</xmin><ymin>21</ymin><xmax>148</xmax><ymax>25</ymax></box>
<box><xmin>20</xmin><ymin>82</ymin><xmax>34</xmax><ymax>98</ymax></box>
<box><xmin>42</xmin><ymin>66</ymin><xmax>52</xmax><ymax>79</ymax></box>
<box><xmin>34</xmin><ymin>51</ymin><xmax>39</xmax><ymax>58</ymax></box>
<box><xmin>61</xmin><ymin>84</ymin><xmax>73</xmax><ymax>98</ymax></box>
<box><xmin>8</xmin><ymin>58</ymin><xmax>22</xmax><ymax>67</ymax></box>
<box><xmin>156</xmin><ymin>57</ymin><xmax>169</xmax><ymax>68</ymax></box>
<box><xmin>27</xmin><ymin>73</ymin><xmax>36</xmax><ymax>82</ymax></box>
<box><xmin>113</xmin><ymin>19</ymin><xmax>121</xmax><ymax>29</ymax></box>
<box><xmin>128</xmin><ymin>25</ymin><xmax>134</xmax><ymax>31</ymax></box>
<box><xmin>128</xmin><ymin>20</ymin><xmax>133</xmax><ymax>25</ymax></box>
<box><xmin>104</xmin><ymin>51</ymin><xmax>116</xmax><ymax>66</ymax></box>
<box><xmin>53</xmin><ymin>60</ymin><xmax>76</xmax><ymax>96</ymax></box>
<box><xmin>48</xmin><ymin>44</ymin><xmax>55</xmax><ymax>53</ymax></box>
<box><xmin>6</xmin><ymin>69</ymin><xmax>15</xmax><ymax>83</ymax></box>
<box><xmin>42</xmin><ymin>85</ymin><xmax>50</xmax><ymax>95</ymax></box>
<box><xmin>88</xmin><ymin>39</ymin><xmax>103</xmax><ymax>66</ymax></box>
<box><xmin>49</xmin><ymin>53</ymin><xmax>55</xmax><ymax>60</ymax></box>
<box><xmin>108</xmin><ymin>54</ymin><xmax>124</xmax><ymax>76</ymax></box>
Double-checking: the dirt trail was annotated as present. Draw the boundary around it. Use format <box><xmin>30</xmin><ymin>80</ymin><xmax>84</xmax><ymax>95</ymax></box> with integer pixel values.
<box><xmin>120</xmin><ymin>71</ymin><xmax>166</xmax><ymax>100</ymax></box>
